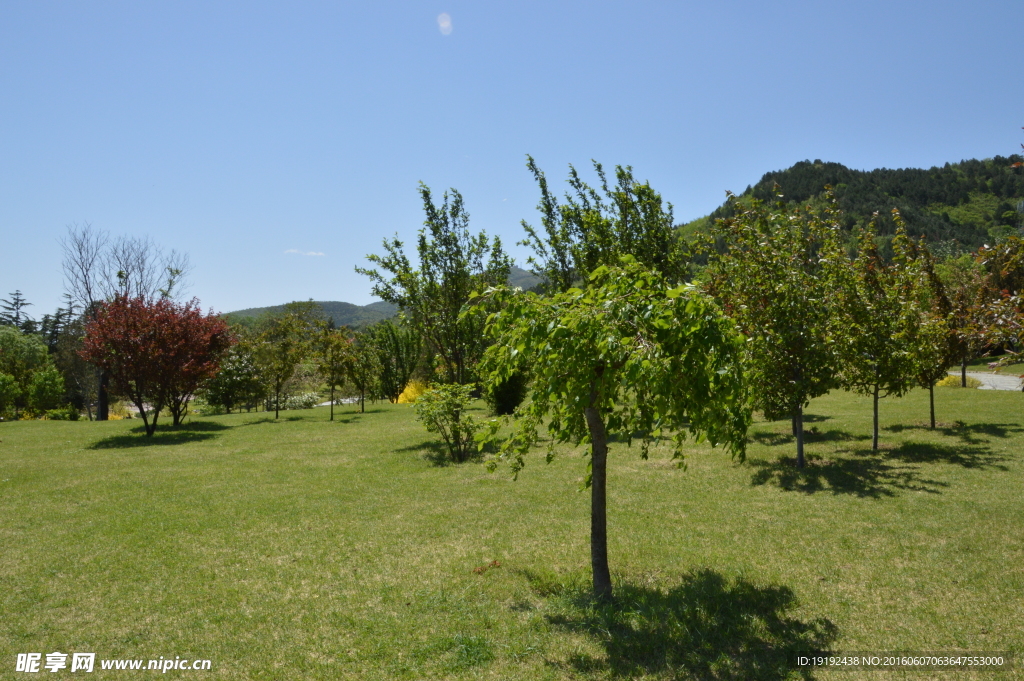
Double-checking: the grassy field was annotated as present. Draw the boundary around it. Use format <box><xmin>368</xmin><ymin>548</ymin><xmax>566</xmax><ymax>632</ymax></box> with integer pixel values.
<box><xmin>1</xmin><ymin>387</ymin><xmax>1022</xmax><ymax>680</ymax></box>
<box><xmin>964</xmin><ymin>354</ymin><xmax>1024</xmax><ymax>375</ymax></box>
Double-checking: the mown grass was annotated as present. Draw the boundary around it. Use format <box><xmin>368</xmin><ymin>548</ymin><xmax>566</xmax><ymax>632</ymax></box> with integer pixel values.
<box><xmin>964</xmin><ymin>353</ymin><xmax>1024</xmax><ymax>375</ymax></box>
<box><xmin>1</xmin><ymin>388</ymin><xmax>1022</xmax><ymax>680</ymax></box>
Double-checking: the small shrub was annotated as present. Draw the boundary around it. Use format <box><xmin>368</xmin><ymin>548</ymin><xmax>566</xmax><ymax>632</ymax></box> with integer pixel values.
<box><xmin>265</xmin><ymin>392</ymin><xmax>321</xmax><ymax>411</ymax></box>
<box><xmin>108</xmin><ymin>401</ymin><xmax>134</xmax><ymax>419</ymax></box>
<box><xmin>936</xmin><ymin>374</ymin><xmax>982</xmax><ymax>389</ymax></box>
<box><xmin>398</xmin><ymin>379</ymin><xmax>429</xmax><ymax>404</ymax></box>
<box><xmin>484</xmin><ymin>369</ymin><xmax>529</xmax><ymax>416</ymax></box>
<box><xmin>283</xmin><ymin>392</ymin><xmax>321</xmax><ymax>410</ymax></box>
<box><xmin>414</xmin><ymin>384</ymin><xmax>480</xmax><ymax>462</ymax></box>
<box><xmin>44</xmin><ymin>406</ymin><xmax>81</xmax><ymax>421</ymax></box>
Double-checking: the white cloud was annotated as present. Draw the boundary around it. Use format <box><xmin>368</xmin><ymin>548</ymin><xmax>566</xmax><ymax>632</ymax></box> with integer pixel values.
<box><xmin>284</xmin><ymin>249</ymin><xmax>325</xmax><ymax>256</ymax></box>
<box><xmin>437</xmin><ymin>13</ymin><xmax>452</xmax><ymax>35</ymax></box>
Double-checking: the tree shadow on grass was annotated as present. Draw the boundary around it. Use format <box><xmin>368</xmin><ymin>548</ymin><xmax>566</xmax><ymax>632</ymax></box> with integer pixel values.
<box><xmin>237</xmin><ymin>415</ymin><xmax>307</xmax><ymax>426</ymax></box>
<box><xmin>748</xmin><ymin>453</ymin><xmax>947</xmax><ymax>498</ymax></box>
<box><xmin>886</xmin><ymin>421</ymin><xmax>1024</xmax><ymax>446</ymax></box>
<box><xmin>89</xmin><ymin>426</ymin><xmax>223</xmax><ymax>449</ymax></box>
<box><xmin>393</xmin><ymin>439</ymin><xmax>485</xmax><ymax>467</ymax></box>
<box><xmin>522</xmin><ymin>568</ymin><xmax>837</xmax><ymax>680</ymax></box>
<box><xmin>883</xmin><ymin>441</ymin><xmax>1010</xmax><ymax>471</ymax></box>
<box><xmin>749</xmin><ymin>428</ymin><xmax>867</xmax><ymax>448</ymax></box>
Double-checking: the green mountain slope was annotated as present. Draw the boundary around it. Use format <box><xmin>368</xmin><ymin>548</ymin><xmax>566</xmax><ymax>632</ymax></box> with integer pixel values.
<box><xmin>225</xmin><ymin>301</ymin><xmax>399</xmax><ymax>330</ymax></box>
<box><xmin>688</xmin><ymin>156</ymin><xmax>1024</xmax><ymax>249</ymax></box>
<box><xmin>224</xmin><ymin>267</ymin><xmax>542</xmax><ymax>329</ymax></box>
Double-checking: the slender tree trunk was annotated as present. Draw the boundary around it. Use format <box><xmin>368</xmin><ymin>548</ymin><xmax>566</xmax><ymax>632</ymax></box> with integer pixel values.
<box><xmin>275</xmin><ymin>383</ymin><xmax>280</xmax><ymax>419</ymax></box>
<box><xmin>133</xmin><ymin>396</ymin><xmax>157</xmax><ymax>436</ymax></box>
<box><xmin>794</xmin><ymin>406</ymin><xmax>805</xmax><ymax>468</ymax></box>
<box><xmin>961</xmin><ymin>359</ymin><xmax>967</xmax><ymax>388</ymax></box>
<box><xmin>360</xmin><ymin>389</ymin><xmax>365</xmax><ymax>413</ymax></box>
<box><xmin>584</xmin><ymin>385</ymin><xmax>613</xmax><ymax>604</ymax></box>
<box><xmin>97</xmin><ymin>369</ymin><xmax>110</xmax><ymax>421</ymax></box>
<box><xmin>330</xmin><ymin>384</ymin><xmax>334</xmax><ymax>421</ymax></box>
<box><xmin>929</xmin><ymin>383</ymin><xmax>936</xmax><ymax>429</ymax></box>
<box><xmin>872</xmin><ymin>385</ymin><xmax>879</xmax><ymax>451</ymax></box>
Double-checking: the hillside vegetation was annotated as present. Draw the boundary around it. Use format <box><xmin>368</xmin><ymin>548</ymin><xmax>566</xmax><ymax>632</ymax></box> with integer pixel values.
<box><xmin>225</xmin><ymin>300</ymin><xmax>399</xmax><ymax>330</ymax></box>
<box><xmin>683</xmin><ymin>156</ymin><xmax>1024</xmax><ymax>250</ymax></box>
<box><xmin>224</xmin><ymin>266</ymin><xmax>542</xmax><ymax>329</ymax></box>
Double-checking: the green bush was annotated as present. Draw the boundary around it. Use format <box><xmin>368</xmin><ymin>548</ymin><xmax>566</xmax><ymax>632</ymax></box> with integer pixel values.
<box><xmin>28</xmin><ymin>368</ymin><xmax>66</xmax><ymax>413</ymax></box>
<box><xmin>45</xmin><ymin>406</ymin><xmax>80</xmax><ymax>421</ymax></box>
<box><xmin>484</xmin><ymin>369</ymin><xmax>529</xmax><ymax>416</ymax></box>
<box><xmin>414</xmin><ymin>384</ymin><xmax>480</xmax><ymax>462</ymax></box>
<box><xmin>0</xmin><ymin>372</ymin><xmax>19</xmax><ymax>418</ymax></box>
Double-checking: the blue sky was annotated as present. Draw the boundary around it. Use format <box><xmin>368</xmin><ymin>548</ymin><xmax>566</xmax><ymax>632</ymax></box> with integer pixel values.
<box><xmin>2</xmin><ymin>0</ymin><xmax>1022</xmax><ymax>315</ymax></box>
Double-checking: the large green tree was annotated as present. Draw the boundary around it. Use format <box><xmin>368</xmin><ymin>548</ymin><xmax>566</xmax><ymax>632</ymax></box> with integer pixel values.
<box><xmin>520</xmin><ymin>156</ymin><xmax>688</xmax><ymax>292</ymax></box>
<box><xmin>833</xmin><ymin>217</ymin><xmax>926</xmax><ymax>450</ymax></box>
<box><xmin>317</xmin><ymin>328</ymin><xmax>353</xmax><ymax>421</ymax></box>
<box><xmin>344</xmin><ymin>331</ymin><xmax>379</xmax><ymax>413</ymax></box>
<box><xmin>358</xmin><ymin>184</ymin><xmax>511</xmax><ymax>386</ymax></box>
<box><xmin>913</xmin><ymin>244</ymin><xmax>959</xmax><ymax>428</ymax></box>
<box><xmin>367</xmin><ymin>318</ymin><xmax>421</xmax><ymax>403</ymax></box>
<box><xmin>476</xmin><ymin>258</ymin><xmax>750</xmax><ymax>602</ymax></box>
<box><xmin>254</xmin><ymin>301</ymin><xmax>325</xmax><ymax>419</ymax></box>
<box><xmin>935</xmin><ymin>253</ymin><xmax>991</xmax><ymax>386</ymax></box>
<box><xmin>0</xmin><ymin>291</ymin><xmax>35</xmax><ymax>332</ymax></box>
<box><xmin>200</xmin><ymin>340</ymin><xmax>266</xmax><ymax>414</ymax></box>
<box><xmin>0</xmin><ymin>326</ymin><xmax>53</xmax><ymax>417</ymax></box>
<box><xmin>700</xmin><ymin>190</ymin><xmax>844</xmax><ymax>467</ymax></box>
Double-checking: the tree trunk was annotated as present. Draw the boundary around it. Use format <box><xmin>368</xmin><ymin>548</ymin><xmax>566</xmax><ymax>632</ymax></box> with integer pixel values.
<box><xmin>274</xmin><ymin>384</ymin><xmax>280</xmax><ymax>419</ymax></box>
<box><xmin>330</xmin><ymin>384</ymin><xmax>334</xmax><ymax>421</ymax></box>
<box><xmin>584</xmin><ymin>388</ymin><xmax>613</xmax><ymax>604</ymax></box>
<box><xmin>794</xmin><ymin>406</ymin><xmax>805</xmax><ymax>468</ymax></box>
<box><xmin>133</xmin><ymin>396</ymin><xmax>159</xmax><ymax>436</ymax></box>
<box><xmin>97</xmin><ymin>369</ymin><xmax>110</xmax><ymax>421</ymax></box>
<box><xmin>929</xmin><ymin>383</ymin><xmax>936</xmax><ymax>429</ymax></box>
<box><xmin>359</xmin><ymin>389</ymin><xmax>365</xmax><ymax>413</ymax></box>
<box><xmin>961</xmin><ymin>359</ymin><xmax>967</xmax><ymax>388</ymax></box>
<box><xmin>872</xmin><ymin>385</ymin><xmax>879</xmax><ymax>451</ymax></box>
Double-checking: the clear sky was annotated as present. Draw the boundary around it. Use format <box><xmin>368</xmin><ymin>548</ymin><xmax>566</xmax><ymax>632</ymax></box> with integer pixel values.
<box><xmin>2</xmin><ymin>0</ymin><xmax>1022</xmax><ymax>316</ymax></box>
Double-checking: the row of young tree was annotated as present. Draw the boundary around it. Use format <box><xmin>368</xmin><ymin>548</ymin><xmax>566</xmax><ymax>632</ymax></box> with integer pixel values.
<box><xmin>700</xmin><ymin>188</ymin><xmax>1024</xmax><ymax>465</ymax></box>
<box><xmin>358</xmin><ymin>157</ymin><xmax>1024</xmax><ymax>603</ymax></box>
<box><xmin>200</xmin><ymin>304</ymin><xmax>425</xmax><ymax>422</ymax></box>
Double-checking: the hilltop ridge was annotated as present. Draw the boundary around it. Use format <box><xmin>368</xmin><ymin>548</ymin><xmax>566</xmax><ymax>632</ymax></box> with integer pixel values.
<box><xmin>682</xmin><ymin>156</ymin><xmax>1024</xmax><ymax>249</ymax></box>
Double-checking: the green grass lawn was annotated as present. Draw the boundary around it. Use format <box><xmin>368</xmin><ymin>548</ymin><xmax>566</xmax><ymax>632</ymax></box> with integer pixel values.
<box><xmin>1</xmin><ymin>388</ymin><xmax>1022</xmax><ymax>680</ymax></box>
<box><xmin>964</xmin><ymin>354</ymin><xmax>1024</xmax><ymax>375</ymax></box>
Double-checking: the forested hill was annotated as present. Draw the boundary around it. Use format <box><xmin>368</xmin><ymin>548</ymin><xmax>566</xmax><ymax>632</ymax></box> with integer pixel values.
<box><xmin>696</xmin><ymin>156</ymin><xmax>1024</xmax><ymax>249</ymax></box>
<box><xmin>225</xmin><ymin>300</ymin><xmax>399</xmax><ymax>330</ymax></box>
<box><xmin>224</xmin><ymin>267</ymin><xmax>543</xmax><ymax>330</ymax></box>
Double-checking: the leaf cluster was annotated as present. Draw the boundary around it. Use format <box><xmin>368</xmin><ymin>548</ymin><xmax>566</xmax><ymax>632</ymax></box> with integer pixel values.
<box><xmin>475</xmin><ymin>258</ymin><xmax>750</xmax><ymax>479</ymax></box>
<box><xmin>357</xmin><ymin>184</ymin><xmax>511</xmax><ymax>386</ymax></box>
<box><xmin>520</xmin><ymin>157</ymin><xmax>688</xmax><ymax>293</ymax></box>
<box><xmin>698</xmin><ymin>190</ymin><xmax>844</xmax><ymax>420</ymax></box>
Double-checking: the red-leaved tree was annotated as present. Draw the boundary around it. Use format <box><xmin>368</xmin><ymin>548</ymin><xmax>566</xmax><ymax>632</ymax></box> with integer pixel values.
<box><xmin>81</xmin><ymin>296</ymin><xmax>234</xmax><ymax>435</ymax></box>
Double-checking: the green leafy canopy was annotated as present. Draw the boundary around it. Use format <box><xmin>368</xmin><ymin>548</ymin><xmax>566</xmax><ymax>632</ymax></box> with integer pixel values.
<box><xmin>472</xmin><ymin>257</ymin><xmax>751</xmax><ymax>480</ymax></box>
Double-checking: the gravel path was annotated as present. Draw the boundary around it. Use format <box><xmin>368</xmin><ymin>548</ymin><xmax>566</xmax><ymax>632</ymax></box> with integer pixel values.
<box><xmin>948</xmin><ymin>370</ymin><xmax>1023</xmax><ymax>391</ymax></box>
<box><xmin>317</xmin><ymin>397</ymin><xmax>362</xmax><ymax>406</ymax></box>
